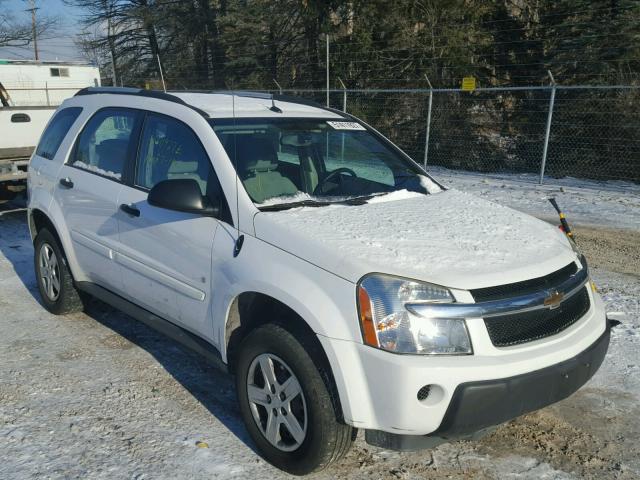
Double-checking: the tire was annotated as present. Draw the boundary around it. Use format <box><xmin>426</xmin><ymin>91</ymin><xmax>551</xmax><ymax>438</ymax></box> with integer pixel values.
<box><xmin>235</xmin><ymin>323</ymin><xmax>354</xmax><ymax>475</ymax></box>
<box><xmin>0</xmin><ymin>183</ymin><xmax>17</xmax><ymax>202</ymax></box>
<box><xmin>34</xmin><ymin>228</ymin><xmax>84</xmax><ymax>315</ymax></box>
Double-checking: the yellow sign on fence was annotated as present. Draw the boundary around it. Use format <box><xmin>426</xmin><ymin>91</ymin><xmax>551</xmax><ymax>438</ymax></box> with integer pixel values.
<box><xmin>461</xmin><ymin>76</ymin><xmax>476</xmax><ymax>91</ymax></box>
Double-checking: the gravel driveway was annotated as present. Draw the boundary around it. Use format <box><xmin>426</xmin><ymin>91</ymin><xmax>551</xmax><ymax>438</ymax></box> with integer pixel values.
<box><xmin>1</xmin><ymin>198</ymin><xmax>638</xmax><ymax>479</ymax></box>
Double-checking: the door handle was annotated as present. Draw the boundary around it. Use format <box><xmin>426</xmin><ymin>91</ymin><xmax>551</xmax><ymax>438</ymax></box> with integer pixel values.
<box><xmin>120</xmin><ymin>203</ymin><xmax>140</xmax><ymax>217</ymax></box>
<box><xmin>59</xmin><ymin>177</ymin><xmax>74</xmax><ymax>188</ymax></box>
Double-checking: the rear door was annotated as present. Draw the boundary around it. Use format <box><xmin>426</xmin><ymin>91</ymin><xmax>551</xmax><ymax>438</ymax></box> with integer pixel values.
<box><xmin>116</xmin><ymin>112</ymin><xmax>221</xmax><ymax>338</ymax></box>
<box><xmin>54</xmin><ymin>107</ymin><xmax>142</xmax><ymax>292</ymax></box>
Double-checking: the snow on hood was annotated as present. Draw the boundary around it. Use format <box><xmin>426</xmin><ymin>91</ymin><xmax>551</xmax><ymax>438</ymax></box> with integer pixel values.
<box><xmin>366</xmin><ymin>189</ymin><xmax>424</xmax><ymax>204</ymax></box>
<box><xmin>253</xmin><ymin>189</ymin><xmax>577</xmax><ymax>289</ymax></box>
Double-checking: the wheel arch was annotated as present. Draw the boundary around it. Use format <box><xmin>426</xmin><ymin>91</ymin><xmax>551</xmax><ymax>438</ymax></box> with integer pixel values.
<box><xmin>30</xmin><ymin>208</ymin><xmax>60</xmax><ymax>244</ymax></box>
<box><xmin>224</xmin><ymin>291</ymin><xmax>347</xmax><ymax>423</ymax></box>
<box><xmin>29</xmin><ymin>207</ymin><xmax>85</xmax><ymax>283</ymax></box>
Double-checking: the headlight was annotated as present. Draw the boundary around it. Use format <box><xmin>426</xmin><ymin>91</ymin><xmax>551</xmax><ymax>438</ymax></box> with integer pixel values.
<box><xmin>357</xmin><ymin>274</ymin><xmax>472</xmax><ymax>355</ymax></box>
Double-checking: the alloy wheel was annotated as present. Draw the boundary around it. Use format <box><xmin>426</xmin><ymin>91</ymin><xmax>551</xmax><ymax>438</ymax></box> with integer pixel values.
<box><xmin>246</xmin><ymin>353</ymin><xmax>308</xmax><ymax>452</ymax></box>
<box><xmin>39</xmin><ymin>243</ymin><xmax>61</xmax><ymax>301</ymax></box>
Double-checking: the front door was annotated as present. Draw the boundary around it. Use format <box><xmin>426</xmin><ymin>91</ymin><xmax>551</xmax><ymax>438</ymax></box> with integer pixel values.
<box><xmin>116</xmin><ymin>112</ymin><xmax>220</xmax><ymax>338</ymax></box>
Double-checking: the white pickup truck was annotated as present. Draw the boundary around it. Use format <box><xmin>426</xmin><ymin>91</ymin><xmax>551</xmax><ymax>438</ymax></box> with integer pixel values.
<box><xmin>0</xmin><ymin>106</ymin><xmax>56</xmax><ymax>199</ymax></box>
<box><xmin>28</xmin><ymin>88</ymin><xmax>610</xmax><ymax>475</ymax></box>
<box><xmin>0</xmin><ymin>60</ymin><xmax>100</xmax><ymax>200</ymax></box>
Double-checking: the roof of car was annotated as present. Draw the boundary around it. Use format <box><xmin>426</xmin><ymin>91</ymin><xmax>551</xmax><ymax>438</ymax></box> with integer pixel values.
<box><xmin>74</xmin><ymin>87</ymin><xmax>345</xmax><ymax>119</ymax></box>
<box><xmin>172</xmin><ymin>92</ymin><xmax>345</xmax><ymax>119</ymax></box>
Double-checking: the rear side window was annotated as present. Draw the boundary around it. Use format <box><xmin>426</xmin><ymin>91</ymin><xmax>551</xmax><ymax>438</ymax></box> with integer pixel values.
<box><xmin>71</xmin><ymin>108</ymin><xmax>139</xmax><ymax>181</ymax></box>
<box><xmin>135</xmin><ymin>113</ymin><xmax>213</xmax><ymax>195</ymax></box>
<box><xmin>35</xmin><ymin>107</ymin><xmax>82</xmax><ymax>160</ymax></box>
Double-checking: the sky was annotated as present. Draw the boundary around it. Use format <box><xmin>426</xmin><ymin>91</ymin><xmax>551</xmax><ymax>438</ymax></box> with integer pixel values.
<box><xmin>0</xmin><ymin>0</ymin><xmax>85</xmax><ymax>61</ymax></box>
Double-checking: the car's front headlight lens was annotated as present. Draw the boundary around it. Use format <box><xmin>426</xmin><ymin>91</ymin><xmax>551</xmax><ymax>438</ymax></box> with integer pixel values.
<box><xmin>357</xmin><ymin>274</ymin><xmax>472</xmax><ymax>355</ymax></box>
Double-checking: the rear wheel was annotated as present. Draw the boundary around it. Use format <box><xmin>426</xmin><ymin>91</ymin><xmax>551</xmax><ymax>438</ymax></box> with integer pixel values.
<box><xmin>235</xmin><ymin>323</ymin><xmax>354</xmax><ymax>475</ymax></box>
<box><xmin>0</xmin><ymin>183</ymin><xmax>17</xmax><ymax>202</ymax></box>
<box><xmin>34</xmin><ymin>228</ymin><xmax>84</xmax><ymax>315</ymax></box>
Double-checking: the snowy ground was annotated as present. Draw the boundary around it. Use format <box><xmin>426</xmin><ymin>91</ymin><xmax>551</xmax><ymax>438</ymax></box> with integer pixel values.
<box><xmin>429</xmin><ymin>167</ymin><xmax>640</xmax><ymax>231</ymax></box>
<box><xmin>0</xmin><ymin>170</ymin><xmax>638</xmax><ymax>479</ymax></box>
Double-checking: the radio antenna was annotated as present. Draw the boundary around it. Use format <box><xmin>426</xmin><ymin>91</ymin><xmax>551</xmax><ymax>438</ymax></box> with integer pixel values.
<box><xmin>269</xmin><ymin>94</ymin><xmax>282</xmax><ymax>113</ymax></box>
<box><xmin>232</xmin><ymin>91</ymin><xmax>244</xmax><ymax>257</ymax></box>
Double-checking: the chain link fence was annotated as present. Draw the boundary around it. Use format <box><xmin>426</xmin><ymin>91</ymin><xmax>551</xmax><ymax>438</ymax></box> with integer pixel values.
<box><xmin>3</xmin><ymin>82</ymin><xmax>639</xmax><ymax>184</ymax></box>
<box><xmin>278</xmin><ymin>86</ymin><xmax>640</xmax><ymax>184</ymax></box>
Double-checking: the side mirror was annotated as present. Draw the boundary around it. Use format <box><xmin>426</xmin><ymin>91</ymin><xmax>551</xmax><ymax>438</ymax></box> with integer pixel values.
<box><xmin>148</xmin><ymin>179</ymin><xmax>220</xmax><ymax>217</ymax></box>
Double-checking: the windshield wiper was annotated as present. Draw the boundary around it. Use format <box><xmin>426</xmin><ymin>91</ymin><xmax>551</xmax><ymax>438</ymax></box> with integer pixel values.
<box><xmin>337</xmin><ymin>192</ymin><xmax>390</xmax><ymax>204</ymax></box>
<box><xmin>259</xmin><ymin>192</ymin><xmax>394</xmax><ymax>211</ymax></box>
<box><xmin>258</xmin><ymin>199</ymin><xmax>334</xmax><ymax>211</ymax></box>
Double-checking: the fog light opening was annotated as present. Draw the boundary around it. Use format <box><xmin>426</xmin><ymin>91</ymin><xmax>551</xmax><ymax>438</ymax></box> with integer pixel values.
<box><xmin>417</xmin><ymin>385</ymin><xmax>431</xmax><ymax>401</ymax></box>
<box><xmin>417</xmin><ymin>384</ymin><xmax>445</xmax><ymax>406</ymax></box>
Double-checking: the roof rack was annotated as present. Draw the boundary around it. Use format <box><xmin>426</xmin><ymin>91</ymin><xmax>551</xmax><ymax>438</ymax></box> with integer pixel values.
<box><xmin>172</xmin><ymin>89</ymin><xmax>326</xmax><ymax>110</ymax></box>
<box><xmin>74</xmin><ymin>87</ymin><xmax>336</xmax><ymax>117</ymax></box>
<box><xmin>206</xmin><ymin>90</ymin><xmax>273</xmax><ymax>99</ymax></box>
<box><xmin>74</xmin><ymin>87</ymin><xmax>210</xmax><ymax>118</ymax></box>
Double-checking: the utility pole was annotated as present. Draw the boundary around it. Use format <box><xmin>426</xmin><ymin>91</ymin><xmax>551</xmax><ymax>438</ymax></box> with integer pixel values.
<box><xmin>326</xmin><ymin>34</ymin><xmax>330</xmax><ymax>107</ymax></box>
<box><xmin>25</xmin><ymin>0</ymin><xmax>39</xmax><ymax>61</ymax></box>
<box><xmin>423</xmin><ymin>74</ymin><xmax>433</xmax><ymax>169</ymax></box>
<box><xmin>107</xmin><ymin>15</ymin><xmax>118</xmax><ymax>87</ymax></box>
<box><xmin>156</xmin><ymin>54</ymin><xmax>166</xmax><ymax>92</ymax></box>
<box><xmin>273</xmin><ymin>78</ymin><xmax>283</xmax><ymax>94</ymax></box>
<box><xmin>539</xmin><ymin>70</ymin><xmax>556</xmax><ymax>185</ymax></box>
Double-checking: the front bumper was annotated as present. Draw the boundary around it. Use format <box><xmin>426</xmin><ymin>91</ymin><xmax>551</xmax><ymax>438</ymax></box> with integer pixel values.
<box><xmin>364</xmin><ymin>324</ymin><xmax>610</xmax><ymax>450</ymax></box>
<box><xmin>318</xmin><ymin>287</ymin><xmax>608</xmax><ymax>439</ymax></box>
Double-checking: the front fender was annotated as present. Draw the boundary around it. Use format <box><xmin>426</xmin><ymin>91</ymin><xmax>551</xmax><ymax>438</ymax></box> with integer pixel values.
<box><xmin>211</xmin><ymin>223</ymin><xmax>361</xmax><ymax>361</ymax></box>
<box><xmin>210</xmin><ymin>225</ymin><xmax>365</xmax><ymax>426</ymax></box>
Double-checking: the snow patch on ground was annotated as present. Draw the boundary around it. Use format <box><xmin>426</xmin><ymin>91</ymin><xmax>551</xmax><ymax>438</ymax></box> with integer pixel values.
<box><xmin>589</xmin><ymin>268</ymin><xmax>640</xmax><ymax>395</ymax></box>
<box><xmin>428</xmin><ymin>166</ymin><xmax>640</xmax><ymax>230</ymax></box>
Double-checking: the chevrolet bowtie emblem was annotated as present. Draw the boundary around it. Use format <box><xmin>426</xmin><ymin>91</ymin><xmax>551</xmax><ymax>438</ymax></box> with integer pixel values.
<box><xmin>544</xmin><ymin>289</ymin><xmax>564</xmax><ymax>309</ymax></box>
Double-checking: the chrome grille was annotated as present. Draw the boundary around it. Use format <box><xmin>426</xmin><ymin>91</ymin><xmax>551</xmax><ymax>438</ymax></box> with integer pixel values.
<box><xmin>484</xmin><ymin>287</ymin><xmax>591</xmax><ymax>347</ymax></box>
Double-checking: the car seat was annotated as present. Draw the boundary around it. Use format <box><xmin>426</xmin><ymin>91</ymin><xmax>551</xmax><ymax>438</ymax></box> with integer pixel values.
<box><xmin>95</xmin><ymin>138</ymin><xmax>128</xmax><ymax>175</ymax></box>
<box><xmin>235</xmin><ymin>137</ymin><xmax>298</xmax><ymax>203</ymax></box>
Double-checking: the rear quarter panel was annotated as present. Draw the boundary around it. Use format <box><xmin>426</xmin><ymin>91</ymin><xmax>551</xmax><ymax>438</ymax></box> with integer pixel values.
<box><xmin>28</xmin><ymin>101</ymin><xmax>92</xmax><ymax>282</ymax></box>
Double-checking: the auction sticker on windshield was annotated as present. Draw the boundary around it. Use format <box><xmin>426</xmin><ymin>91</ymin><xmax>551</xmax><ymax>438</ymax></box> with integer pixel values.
<box><xmin>327</xmin><ymin>121</ymin><xmax>367</xmax><ymax>131</ymax></box>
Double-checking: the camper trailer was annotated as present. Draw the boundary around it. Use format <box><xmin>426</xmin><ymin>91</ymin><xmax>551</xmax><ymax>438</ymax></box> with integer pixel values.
<box><xmin>0</xmin><ymin>60</ymin><xmax>100</xmax><ymax>106</ymax></box>
<box><xmin>0</xmin><ymin>60</ymin><xmax>100</xmax><ymax>199</ymax></box>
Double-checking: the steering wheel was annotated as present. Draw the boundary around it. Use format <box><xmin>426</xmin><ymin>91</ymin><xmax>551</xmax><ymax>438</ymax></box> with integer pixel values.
<box><xmin>315</xmin><ymin>167</ymin><xmax>357</xmax><ymax>194</ymax></box>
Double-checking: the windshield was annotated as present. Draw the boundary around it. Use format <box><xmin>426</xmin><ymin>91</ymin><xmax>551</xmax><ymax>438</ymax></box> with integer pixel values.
<box><xmin>210</xmin><ymin>118</ymin><xmax>441</xmax><ymax>209</ymax></box>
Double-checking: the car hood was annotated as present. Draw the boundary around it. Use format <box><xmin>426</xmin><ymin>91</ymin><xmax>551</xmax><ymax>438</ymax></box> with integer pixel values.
<box><xmin>253</xmin><ymin>189</ymin><xmax>577</xmax><ymax>290</ymax></box>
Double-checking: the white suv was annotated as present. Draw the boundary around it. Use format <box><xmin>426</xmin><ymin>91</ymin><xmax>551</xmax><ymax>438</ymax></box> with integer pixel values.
<box><xmin>28</xmin><ymin>87</ymin><xmax>610</xmax><ymax>475</ymax></box>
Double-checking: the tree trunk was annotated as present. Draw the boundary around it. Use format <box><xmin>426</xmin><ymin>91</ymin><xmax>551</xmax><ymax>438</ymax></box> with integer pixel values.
<box><xmin>138</xmin><ymin>0</ymin><xmax>161</xmax><ymax>79</ymax></box>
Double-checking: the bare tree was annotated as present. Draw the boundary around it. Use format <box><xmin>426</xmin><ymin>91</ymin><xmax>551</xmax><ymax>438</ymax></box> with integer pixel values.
<box><xmin>0</xmin><ymin>0</ymin><xmax>58</xmax><ymax>51</ymax></box>
<box><xmin>71</xmin><ymin>0</ymin><xmax>121</xmax><ymax>85</ymax></box>
<box><xmin>0</xmin><ymin>0</ymin><xmax>33</xmax><ymax>47</ymax></box>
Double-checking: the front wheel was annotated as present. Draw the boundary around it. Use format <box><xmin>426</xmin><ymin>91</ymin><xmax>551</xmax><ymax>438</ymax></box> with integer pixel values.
<box><xmin>235</xmin><ymin>324</ymin><xmax>354</xmax><ymax>475</ymax></box>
